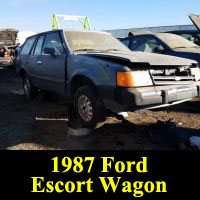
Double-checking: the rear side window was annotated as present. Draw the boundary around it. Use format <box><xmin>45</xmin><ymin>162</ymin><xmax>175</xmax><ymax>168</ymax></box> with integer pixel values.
<box><xmin>34</xmin><ymin>35</ymin><xmax>45</xmax><ymax>55</ymax></box>
<box><xmin>42</xmin><ymin>32</ymin><xmax>65</xmax><ymax>55</ymax></box>
<box><xmin>20</xmin><ymin>37</ymin><xmax>36</xmax><ymax>55</ymax></box>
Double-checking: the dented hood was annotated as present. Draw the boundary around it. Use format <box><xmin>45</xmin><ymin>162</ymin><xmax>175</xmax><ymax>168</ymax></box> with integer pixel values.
<box><xmin>189</xmin><ymin>14</ymin><xmax>200</xmax><ymax>32</ymax></box>
<box><xmin>0</xmin><ymin>29</ymin><xmax>18</xmax><ymax>47</ymax></box>
<box><xmin>85</xmin><ymin>51</ymin><xmax>196</xmax><ymax>66</ymax></box>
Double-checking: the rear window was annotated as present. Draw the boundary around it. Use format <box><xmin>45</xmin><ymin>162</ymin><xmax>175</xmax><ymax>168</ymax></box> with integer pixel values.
<box><xmin>20</xmin><ymin>37</ymin><xmax>36</xmax><ymax>55</ymax></box>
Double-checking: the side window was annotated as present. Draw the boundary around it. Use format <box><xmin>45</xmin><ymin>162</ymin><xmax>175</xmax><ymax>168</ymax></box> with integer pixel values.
<box><xmin>42</xmin><ymin>33</ymin><xmax>65</xmax><ymax>55</ymax></box>
<box><xmin>20</xmin><ymin>37</ymin><xmax>36</xmax><ymax>55</ymax></box>
<box><xmin>135</xmin><ymin>38</ymin><xmax>164</xmax><ymax>53</ymax></box>
<box><xmin>34</xmin><ymin>36</ymin><xmax>45</xmax><ymax>55</ymax></box>
<box><xmin>121</xmin><ymin>38</ymin><xmax>130</xmax><ymax>47</ymax></box>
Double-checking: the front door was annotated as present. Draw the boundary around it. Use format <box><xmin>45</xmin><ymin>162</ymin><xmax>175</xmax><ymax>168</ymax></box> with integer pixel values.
<box><xmin>32</xmin><ymin>32</ymin><xmax>67</xmax><ymax>96</ymax></box>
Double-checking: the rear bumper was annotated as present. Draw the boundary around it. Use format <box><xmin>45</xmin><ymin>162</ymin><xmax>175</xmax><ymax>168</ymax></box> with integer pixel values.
<box><xmin>99</xmin><ymin>82</ymin><xmax>200</xmax><ymax>113</ymax></box>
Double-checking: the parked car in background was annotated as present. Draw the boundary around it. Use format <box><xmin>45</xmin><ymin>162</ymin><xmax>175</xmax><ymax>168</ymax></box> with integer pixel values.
<box><xmin>16</xmin><ymin>30</ymin><xmax>200</xmax><ymax>129</ymax></box>
<box><xmin>164</xmin><ymin>14</ymin><xmax>200</xmax><ymax>46</ymax></box>
<box><xmin>0</xmin><ymin>29</ymin><xmax>18</xmax><ymax>67</ymax></box>
<box><xmin>120</xmin><ymin>31</ymin><xmax>200</xmax><ymax>66</ymax></box>
<box><xmin>166</xmin><ymin>30</ymin><xmax>200</xmax><ymax>46</ymax></box>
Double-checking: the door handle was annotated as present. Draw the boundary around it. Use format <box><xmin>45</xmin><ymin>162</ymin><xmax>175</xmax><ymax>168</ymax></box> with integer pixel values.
<box><xmin>37</xmin><ymin>61</ymin><xmax>43</xmax><ymax>65</ymax></box>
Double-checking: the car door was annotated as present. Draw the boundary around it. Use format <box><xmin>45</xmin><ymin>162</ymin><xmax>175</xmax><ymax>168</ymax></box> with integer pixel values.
<box><xmin>28</xmin><ymin>34</ymin><xmax>45</xmax><ymax>86</ymax></box>
<box><xmin>32</xmin><ymin>32</ymin><xmax>67</xmax><ymax>96</ymax></box>
<box><xmin>18</xmin><ymin>36</ymin><xmax>37</xmax><ymax>75</ymax></box>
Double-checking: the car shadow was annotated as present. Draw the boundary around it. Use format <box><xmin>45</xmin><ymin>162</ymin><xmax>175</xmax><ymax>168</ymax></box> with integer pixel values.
<box><xmin>152</xmin><ymin>99</ymin><xmax>200</xmax><ymax>114</ymax></box>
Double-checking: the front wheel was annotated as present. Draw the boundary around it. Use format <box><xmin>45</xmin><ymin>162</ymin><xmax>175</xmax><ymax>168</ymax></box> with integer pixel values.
<box><xmin>74</xmin><ymin>85</ymin><xmax>106</xmax><ymax>128</ymax></box>
<box><xmin>23</xmin><ymin>76</ymin><xmax>38</xmax><ymax>99</ymax></box>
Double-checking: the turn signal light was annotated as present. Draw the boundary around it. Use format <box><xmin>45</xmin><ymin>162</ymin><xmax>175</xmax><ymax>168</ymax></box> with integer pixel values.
<box><xmin>117</xmin><ymin>72</ymin><xmax>134</xmax><ymax>87</ymax></box>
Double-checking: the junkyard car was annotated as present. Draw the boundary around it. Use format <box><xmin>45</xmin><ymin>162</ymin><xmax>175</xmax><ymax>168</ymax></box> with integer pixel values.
<box><xmin>166</xmin><ymin>14</ymin><xmax>200</xmax><ymax>46</ymax></box>
<box><xmin>166</xmin><ymin>30</ymin><xmax>200</xmax><ymax>46</ymax></box>
<box><xmin>120</xmin><ymin>31</ymin><xmax>200</xmax><ymax>66</ymax></box>
<box><xmin>0</xmin><ymin>29</ymin><xmax>18</xmax><ymax>67</ymax></box>
<box><xmin>16</xmin><ymin>30</ymin><xmax>200</xmax><ymax>128</ymax></box>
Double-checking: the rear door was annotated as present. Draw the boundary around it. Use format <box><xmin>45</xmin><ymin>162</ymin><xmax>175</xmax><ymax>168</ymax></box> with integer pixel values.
<box><xmin>28</xmin><ymin>34</ymin><xmax>45</xmax><ymax>86</ymax></box>
<box><xmin>18</xmin><ymin>36</ymin><xmax>37</xmax><ymax>75</ymax></box>
<box><xmin>32</xmin><ymin>31</ymin><xmax>67</xmax><ymax>96</ymax></box>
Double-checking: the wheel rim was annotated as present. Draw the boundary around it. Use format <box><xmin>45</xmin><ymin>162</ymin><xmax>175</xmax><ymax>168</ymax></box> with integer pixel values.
<box><xmin>77</xmin><ymin>95</ymin><xmax>93</xmax><ymax>122</ymax></box>
<box><xmin>24</xmin><ymin>78</ymin><xmax>31</xmax><ymax>95</ymax></box>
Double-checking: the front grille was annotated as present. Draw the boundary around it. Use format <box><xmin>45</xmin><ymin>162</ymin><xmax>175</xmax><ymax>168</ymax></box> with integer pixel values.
<box><xmin>152</xmin><ymin>75</ymin><xmax>195</xmax><ymax>85</ymax></box>
<box><xmin>150</xmin><ymin>68</ymin><xmax>196</xmax><ymax>85</ymax></box>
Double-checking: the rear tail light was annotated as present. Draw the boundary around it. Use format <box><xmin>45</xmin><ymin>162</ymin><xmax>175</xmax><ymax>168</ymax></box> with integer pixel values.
<box><xmin>4</xmin><ymin>51</ymin><xmax>10</xmax><ymax>58</ymax></box>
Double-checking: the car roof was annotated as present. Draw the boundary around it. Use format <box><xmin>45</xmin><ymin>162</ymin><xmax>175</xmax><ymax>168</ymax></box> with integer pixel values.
<box><xmin>129</xmin><ymin>31</ymin><xmax>177</xmax><ymax>38</ymax></box>
<box><xmin>129</xmin><ymin>30</ymin><xmax>152</xmax><ymax>36</ymax></box>
<box><xmin>63</xmin><ymin>30</ymin><xmax>110</xmax><ymax>35</ymax></box>
<box><xmin>26</xmin><ymin>29</ymin><xmax>110</xmax><ymax>41</ymax></box>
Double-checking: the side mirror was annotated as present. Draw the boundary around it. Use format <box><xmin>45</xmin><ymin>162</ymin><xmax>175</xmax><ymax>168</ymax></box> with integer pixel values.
<box><xmin>154</xmin><ymin>46</ymin><xmax>165</xmax><ymax>54</ymax></box>
<box><xmin>43</xmin><ymin>47</ymin><xmax>55</xmax><ymax>56</ymax></box>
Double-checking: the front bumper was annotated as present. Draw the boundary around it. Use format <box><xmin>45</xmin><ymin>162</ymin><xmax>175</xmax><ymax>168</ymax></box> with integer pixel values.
<box><xmin>100</xmin><ymin>82</ymin><xmax>200</xmax><ymax>113</ymax></box>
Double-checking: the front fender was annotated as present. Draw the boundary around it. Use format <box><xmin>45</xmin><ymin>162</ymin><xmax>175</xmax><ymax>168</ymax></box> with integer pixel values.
<box><xmin>67</xmin><ymin>54</ymin><xmax>117</xmax><ymax>87</ymax></box>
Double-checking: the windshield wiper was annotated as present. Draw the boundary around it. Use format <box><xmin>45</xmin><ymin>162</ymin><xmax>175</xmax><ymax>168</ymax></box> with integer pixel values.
<box><xmin>74</xmin><ymin>48</ymin><xmax>96</xmax><ymax>52</ymax></box>
<box><xmin>104</xmin><ymin>49</ymin><xmax>123</xmax><ymax>52</ymax></box>
<box><xmin>74</xmin><ymin>48</ymin><xmax>123</xmax><ymax>53</ymax></box>
<box><xmin>173</xmin><ymin>46</ymin><xmax>199</xmax><ymax>49</ymax></box>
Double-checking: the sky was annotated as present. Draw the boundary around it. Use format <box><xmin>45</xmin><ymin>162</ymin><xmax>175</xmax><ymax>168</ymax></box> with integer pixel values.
<box><xmin>0</xmin><ymin>0</ymin><xmax>200</xmax><ymax>33</ymax></box>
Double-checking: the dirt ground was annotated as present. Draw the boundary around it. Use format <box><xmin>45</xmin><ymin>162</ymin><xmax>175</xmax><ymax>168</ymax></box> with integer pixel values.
<box><xmin>0</xmin><ymin>67</ymin><xmax>200</xmax><ymax>150</ymax></box>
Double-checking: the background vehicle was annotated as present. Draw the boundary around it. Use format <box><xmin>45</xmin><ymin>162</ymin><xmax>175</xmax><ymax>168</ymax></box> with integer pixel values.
<box><xmin>165</xmin><ymin>14</ymin><xmax>200</xmax><ymax>46</ymax></box>
<box><xmin>16</xmin><ymin>30</ymin><xmax>200</xmax><ymax>128</ymax></box>
<box><xmin>120</xmin><ymin>32</ymin><xmax>200</xmax><ymax>66</ymax></box>
<box><xmin>166</xmin><ymin>30</ymin><xmax>200</xmax><ymax>46</ymax></box>
<box><xmin>0</xmin><ymin>29</ymin><xmax>18</xmax><ymax>67</ymax></box>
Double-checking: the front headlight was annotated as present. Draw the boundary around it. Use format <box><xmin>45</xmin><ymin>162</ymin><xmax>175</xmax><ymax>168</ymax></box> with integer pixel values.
<box><xmin>191</xmin><ymin>68</ymin><xmax>200</xmax><ymax>81</ymax></box>
<box><xmin>116</xmin><ymin>71</ymin><xmax>153</xmax><ymax>87</ymax></box>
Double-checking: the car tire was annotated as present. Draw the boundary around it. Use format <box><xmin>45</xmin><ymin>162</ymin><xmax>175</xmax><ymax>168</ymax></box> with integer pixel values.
<box><xmin>23</xmin><ymin>76</ymin><xmax>38</xmax><ymax>99</ymax></box>
<box><xmin>74</xmin><ymin>85</ymin><xmax>106</xmax><ymax>129</ymax></box>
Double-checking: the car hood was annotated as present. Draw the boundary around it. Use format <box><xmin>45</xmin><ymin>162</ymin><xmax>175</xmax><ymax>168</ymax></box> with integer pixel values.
<box><xmin>0</xmin><ymin>29</ymin><xmax>18</xmax><ymax>48</ymax></box>
<box><xmin>189</xmin><ymin>14</ymin><xmax>200</xmax><ymax>32</ymax></box>
<box><xmin>84</xmin><ymin>51</ymin><xmax>196</xmax><ymax>66</ymax></box>
<box><xmin>173</xmin><ymin>47</ymin><xmax>200</xmax><ymax>53</ymax></box>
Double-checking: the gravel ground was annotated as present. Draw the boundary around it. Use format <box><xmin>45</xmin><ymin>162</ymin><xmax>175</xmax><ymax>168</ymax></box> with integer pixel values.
<box><xmin>0</xmin><ymin>67</ymin><xmax>200</xmax><ymax>150</ymax></box>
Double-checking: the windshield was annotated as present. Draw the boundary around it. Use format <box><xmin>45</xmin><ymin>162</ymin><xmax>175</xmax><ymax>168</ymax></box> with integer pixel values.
<box><xmin>64</xmin><ymin>31</ymin><xmax>129</xmax><ymax>52</ymax></box>
<box><xmin>157</xmin><ymin>33</ymin><xmax>199</xmax><ymax>49</ymax></box>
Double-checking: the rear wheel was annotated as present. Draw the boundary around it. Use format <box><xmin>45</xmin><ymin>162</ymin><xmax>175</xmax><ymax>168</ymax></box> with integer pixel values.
<box><xmin>74</xmin><ymin>85</ymin><xmax>106</xmax><ymax>128</ymax></box>
<box><xmin>23</xmin><ymin>76</ymin><xmax>38</xmax><ymax>99</ymax></box>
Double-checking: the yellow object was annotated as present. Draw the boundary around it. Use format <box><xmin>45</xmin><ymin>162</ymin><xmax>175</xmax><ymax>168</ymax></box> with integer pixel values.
<box><xmin>117</xmin><ymin>72</ymin><xmax>135</xmax><ymax>87</ymax></box>
<box><xmin>52</xmin><ymin>14</ymin><xmax>91</xmax><ymax>31</ymax></box>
